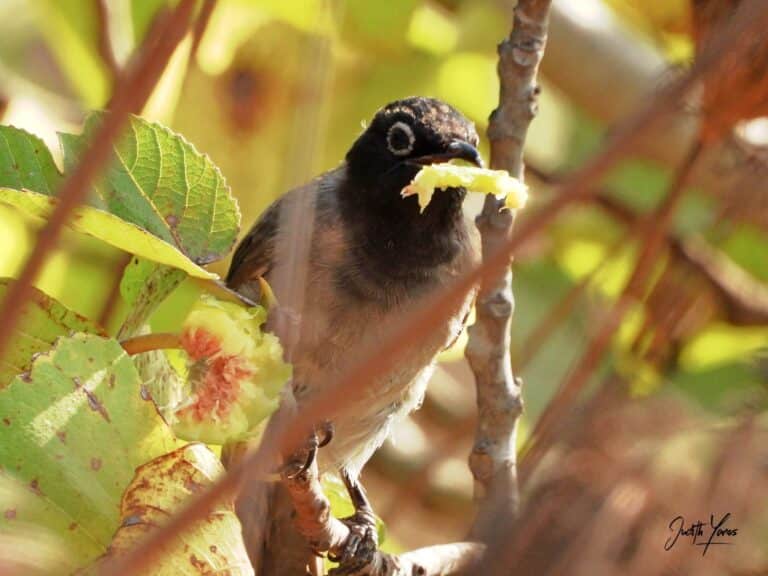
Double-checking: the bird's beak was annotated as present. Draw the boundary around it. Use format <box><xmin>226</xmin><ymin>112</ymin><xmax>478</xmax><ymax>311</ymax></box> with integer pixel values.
<box><xmin>414</xmin><ymin>139</ymin><xmax>484</xmax><ymax>168</ymax></box>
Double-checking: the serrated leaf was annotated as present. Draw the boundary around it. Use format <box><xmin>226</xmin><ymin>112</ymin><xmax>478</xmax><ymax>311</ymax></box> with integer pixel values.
<box><xmin>0</xmin><ymin>333</ymin><xmax>180</xmax><ymax>571</ymax></box>
<box><xmin>60</xmin><ymin>113</ymin><xmax>241</xmax><ymax>265</ymax></box>
<box><xmin>0</xmin><ymin>278</ymin><xmax>100</xmax><ymax>389</ymax></box>
<box><xmin>0</xmin><ymin>187</ymin><xmax>216</xmax><ymax>280</ymax></box>
<box><xmin>0</xmin><ymin>126</ymin><xmax>61</xmax><ymax>194</ymax></box>
<box><xmin>87</xmin><ymin>444</ymin><xmax>253</xmax><ymax>575</ymax></box>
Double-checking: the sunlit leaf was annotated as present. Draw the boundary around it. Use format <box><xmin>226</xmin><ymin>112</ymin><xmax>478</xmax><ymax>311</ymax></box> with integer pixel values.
<box><xmin>88</xmin><ymin>443</ymin><xmax>253</xmax><ymax>575</ymax></box>
<box><xmin>0</xmin><ymin>187</ymin><xmax>216</xmax><ymax>280</ymax></box>
<box><xmin>60</xmin><ymin>113</ymin><xmax>240</xmax><ymax>265</ymax></box>
<box><xmin>0</xmin><ymin>126</ymin><xmax>61</xmax><ymax>194</ymax></box>
<box><xmin>0</xmin><ymin>333</ymin><xmax>180</xmax><ymax>571</ymax></box>
<box><xmin>0</xmin><ymin>278</ymin><xmax>99</xmax><ymax>388</ymax></box>
<box><xmin>679</xmin><ymin>323</ymin><xmax>768</xmax><ymax>371</ymax></box>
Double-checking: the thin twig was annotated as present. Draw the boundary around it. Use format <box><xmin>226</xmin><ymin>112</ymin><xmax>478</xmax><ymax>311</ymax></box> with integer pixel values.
<box><xmin>95</xmin><ymin>3</ymin><xmax>768</xmax><ymax>572</ymax></box>
<box><xmin>0</xmin><ymin>0</ymin><xmax>196</xmax><ymax>365</ymax></box>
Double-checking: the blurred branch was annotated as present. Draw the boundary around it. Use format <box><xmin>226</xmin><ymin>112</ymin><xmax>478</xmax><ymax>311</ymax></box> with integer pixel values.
<box><xmin>521</xmin><ymin>138</ymin><xmax>705</xmax><ymax>483</ymax></box>
<box><xmin>591</xmin><ymin>193</ymin><xmax>768</xmax><ymax>327</ymax></box>
<box><xmin>541</xmin><ymin>0</ymin><xmax>768</xmax><ymax>227</ymax></box>
<box><xmin>94</xmin><ymin>0</ymin><xmax>120</xmax><ymax>82</ymax></box>
<box><xmin>0</xmin><ymin>0</ymin><xmax>196</xmax><ymax>366</ymax></box>
<box><xmin>190</xmin><ymin>0</ymin><xmax>218</xmax><ymax>62</ymax></box>
<box><xmin>466</xmin><ymin>0</ymin><xmax>551</xmax><ymax>531</ymax></box>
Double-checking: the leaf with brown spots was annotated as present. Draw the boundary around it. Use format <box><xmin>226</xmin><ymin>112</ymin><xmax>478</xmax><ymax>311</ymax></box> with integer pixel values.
<box><xmin>0</xmin><ymin>333</ymin><xmax>180</xmax><ymax>572</ymax></box>
<box><xmin>0</xmin><ymin>278</ymin><xmax>100</xmax><ymax>389</ymax></box>
<box><xmin>86</xmin><ymin>444</ymin><xmax>253</xmax><ymax>575</ymax></box>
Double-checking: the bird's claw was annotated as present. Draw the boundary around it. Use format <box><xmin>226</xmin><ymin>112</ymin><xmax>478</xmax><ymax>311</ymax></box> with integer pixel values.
<box><xmin>280</xmin><ymin>421</ymin><xmax>335</xmax><ymax>479</ymax></box>
<box><xmin>327</xmin><ymin>469</ymin><xmax>379</xmax><ymax>575</ymax></box>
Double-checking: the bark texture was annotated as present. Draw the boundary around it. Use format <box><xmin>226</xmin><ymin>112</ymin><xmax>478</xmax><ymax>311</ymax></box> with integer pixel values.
<box><xmin>465</xmin><ymin>0</ymin><xmax>552</xmax><ymax>532</ymax></box>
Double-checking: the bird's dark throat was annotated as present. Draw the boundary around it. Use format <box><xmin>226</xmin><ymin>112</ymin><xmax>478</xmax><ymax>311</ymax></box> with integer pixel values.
<box><xmin>338</xmin><ymin>166</ymin><xmax>468</xmax><ymax>290</ymax></box>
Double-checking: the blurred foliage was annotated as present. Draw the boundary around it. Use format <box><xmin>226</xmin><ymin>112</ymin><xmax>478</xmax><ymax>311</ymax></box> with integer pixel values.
<box><xmin>0</xmin><ymin>0</ymin><xmax>765</xmax><ymax>555</ymax></box>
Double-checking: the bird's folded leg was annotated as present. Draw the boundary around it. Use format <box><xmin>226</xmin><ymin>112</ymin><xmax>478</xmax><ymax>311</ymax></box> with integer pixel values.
<box><xmin>281</xmin><ymin>420</ymin><xmax>335</xmax><ymax>479</ymax></box>
<box><xmin>327</xmin><ymin>469</ymin><xmax>379</xmax><ymax>575</ymax></box>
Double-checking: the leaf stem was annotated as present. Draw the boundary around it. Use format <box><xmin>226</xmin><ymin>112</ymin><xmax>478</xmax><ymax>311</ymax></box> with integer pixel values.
<box><xmin>120</xmin><ymin>333</ymin><xmax>183</xmax><ymax>355</ymax></box>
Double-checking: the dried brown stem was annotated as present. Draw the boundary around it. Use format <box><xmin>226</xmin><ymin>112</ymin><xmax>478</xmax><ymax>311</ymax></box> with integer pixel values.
<box><xmin>466</xmin><ymin>0</ymin><xmax>552</xmax><ymax>532</ymax></box>
<box><xmin>96</xmin><ymin>3</ymin><xmax>768</xmax><ymax>572</ymax></box>
<box><xmin>520</xmin><ymin>138</ymin><xmax>705</xmax><ymax>483</ymax></box>
<box><xmin>0</xmin><ymin>0</ymin><xmax>196</xmax><ymax>366</ymax></box>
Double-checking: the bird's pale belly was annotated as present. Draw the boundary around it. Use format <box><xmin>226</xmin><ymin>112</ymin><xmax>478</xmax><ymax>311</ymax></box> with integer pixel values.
<box><xmin>290</xmin><ymin>284</ymin><xmax>473</xmax><ymax>478</ymax></box>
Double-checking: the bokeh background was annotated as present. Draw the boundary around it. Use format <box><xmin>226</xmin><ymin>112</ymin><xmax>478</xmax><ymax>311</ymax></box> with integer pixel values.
<box><xmin>0</xmin><ymin>0</ymin><xmax>766</xmax><ymax>553</ymax></box>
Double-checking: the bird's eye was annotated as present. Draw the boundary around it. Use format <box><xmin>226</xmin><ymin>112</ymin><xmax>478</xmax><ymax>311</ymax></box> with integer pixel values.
<box><xmin>386</xmin><ymin>121</ymin><xmax>415</xmax><ymax>156</ymax></box>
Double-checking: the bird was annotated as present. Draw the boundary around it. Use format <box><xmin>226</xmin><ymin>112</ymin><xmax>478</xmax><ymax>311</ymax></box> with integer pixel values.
<box><xmin>226</xmin><ymin>96</ymin><xmax>482</xmax><ymax>575</ymax></box>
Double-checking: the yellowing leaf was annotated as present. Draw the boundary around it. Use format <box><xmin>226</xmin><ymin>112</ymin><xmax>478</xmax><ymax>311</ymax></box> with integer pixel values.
<box><xmin>0</xmin><ymin>333</ymin><xmax>180</xmax><ymax>571</ymax></box>
<box><xmin>90</xmin><ymin>444</ymin><xmax>253</xmax><ymax>575</ymax></box>
<box><xmin>0</xmin><ymin>188</ymin><xmax>216</xmax><ymax>280</ymax></box>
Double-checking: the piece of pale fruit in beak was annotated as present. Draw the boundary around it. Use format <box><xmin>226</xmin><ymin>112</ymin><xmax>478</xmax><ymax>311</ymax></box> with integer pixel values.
<box><xmin>402</xmin><ymin>164</ymin><xmax>528</xmax><ymax>213</ymax></box>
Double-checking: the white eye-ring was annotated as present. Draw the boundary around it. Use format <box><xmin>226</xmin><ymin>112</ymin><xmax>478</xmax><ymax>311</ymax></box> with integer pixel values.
<box><xmin>386</xmin><ymin>121</ymin><xmax>415</xmax><ymax>156</ymax></box>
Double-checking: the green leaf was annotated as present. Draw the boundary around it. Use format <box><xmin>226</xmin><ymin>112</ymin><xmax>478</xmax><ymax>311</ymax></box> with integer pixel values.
<box><xmin>88</xmin><ymin>444</ymin><xmax>253</xmax><ymax>575</ymax></box>
<box><xmin>0</xmin><ymin>333</ymin><xmax>180</xmax><ymax>571</ymax></box>
<box><xmin>0</xmin><ymin>126</ymin><xmax>61</xmax><ymax>194</ymax></box>
<box><xmin>0</xmin><ymin>278</ymin><xmax>99</xmax><ymax>388</ymax></box>
<box><xmin>59</xmin><ymin>113</ymin><xmax>241</xmax><ymax>265</ymax></box>
<box><xmin>0</xmin><ymin>187</ymin><xmax>216</xmax><ymax>280</ymax></box>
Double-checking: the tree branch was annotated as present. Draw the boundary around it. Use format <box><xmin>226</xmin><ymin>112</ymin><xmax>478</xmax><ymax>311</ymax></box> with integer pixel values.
<box><xmin>466</xmin><ymin>0</ymin><xmax>552</xmax><ymax>531</ymax></box>
<box><xmin>283</xmin><ymin>457</ymin><xmax>484</xmax><ymax>575</ymax></box>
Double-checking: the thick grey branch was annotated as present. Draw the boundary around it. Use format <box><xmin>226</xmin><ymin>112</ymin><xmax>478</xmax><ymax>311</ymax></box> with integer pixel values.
<box><xmin>466</xmin><ymin>0</ymin><xmax>552</xmax><ymax>533</ymax></box>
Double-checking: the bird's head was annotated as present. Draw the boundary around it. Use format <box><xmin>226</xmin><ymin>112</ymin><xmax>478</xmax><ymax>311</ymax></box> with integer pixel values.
<box><xmin>345</xmin><ymin>97</ymin><xmax>482</xmax><ymax>206</ymax></box>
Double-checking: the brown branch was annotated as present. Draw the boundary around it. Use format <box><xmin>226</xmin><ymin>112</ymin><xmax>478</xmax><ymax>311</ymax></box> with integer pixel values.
<box><xmin>190</xmin><ymin>0</ymin><xmax>218</xmax><ymax>62</ymax></box>
<box><xmin>0</xmin><ymin>0</ymin><xmax>196</xmax><ymax>366</ymax></box>
<box><xmin>466</xmin><ymin>0</ymin><xmax>552</xmax><ymax>530</ymax></box>
<box><xmin>94</xmin><ymin>3</ymin><xmax>768</xmax><ymax>572</ymax></box>
<box><xmin>284</xmin><ymin>457</ymin><xmax>483</xmax><ymax>575</ymax></box>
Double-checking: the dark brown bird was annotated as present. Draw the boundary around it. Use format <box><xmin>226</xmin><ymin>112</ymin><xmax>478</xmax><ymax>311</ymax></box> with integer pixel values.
<box><xmin>227</xmin><ymin>96</ymin><xmax>482</xmax><ymax>574</ymax></box>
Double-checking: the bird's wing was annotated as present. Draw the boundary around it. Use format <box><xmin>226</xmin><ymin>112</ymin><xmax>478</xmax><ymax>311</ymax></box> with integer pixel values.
<box><xmin>226</xmin><ymin>166</ymin><xmax>346</xmax><ymax>302</ymax></box>
<box><xmin>226</xmin><ymin>196</ymin><xmax>281</xmax><ymax>291</ymax></box>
